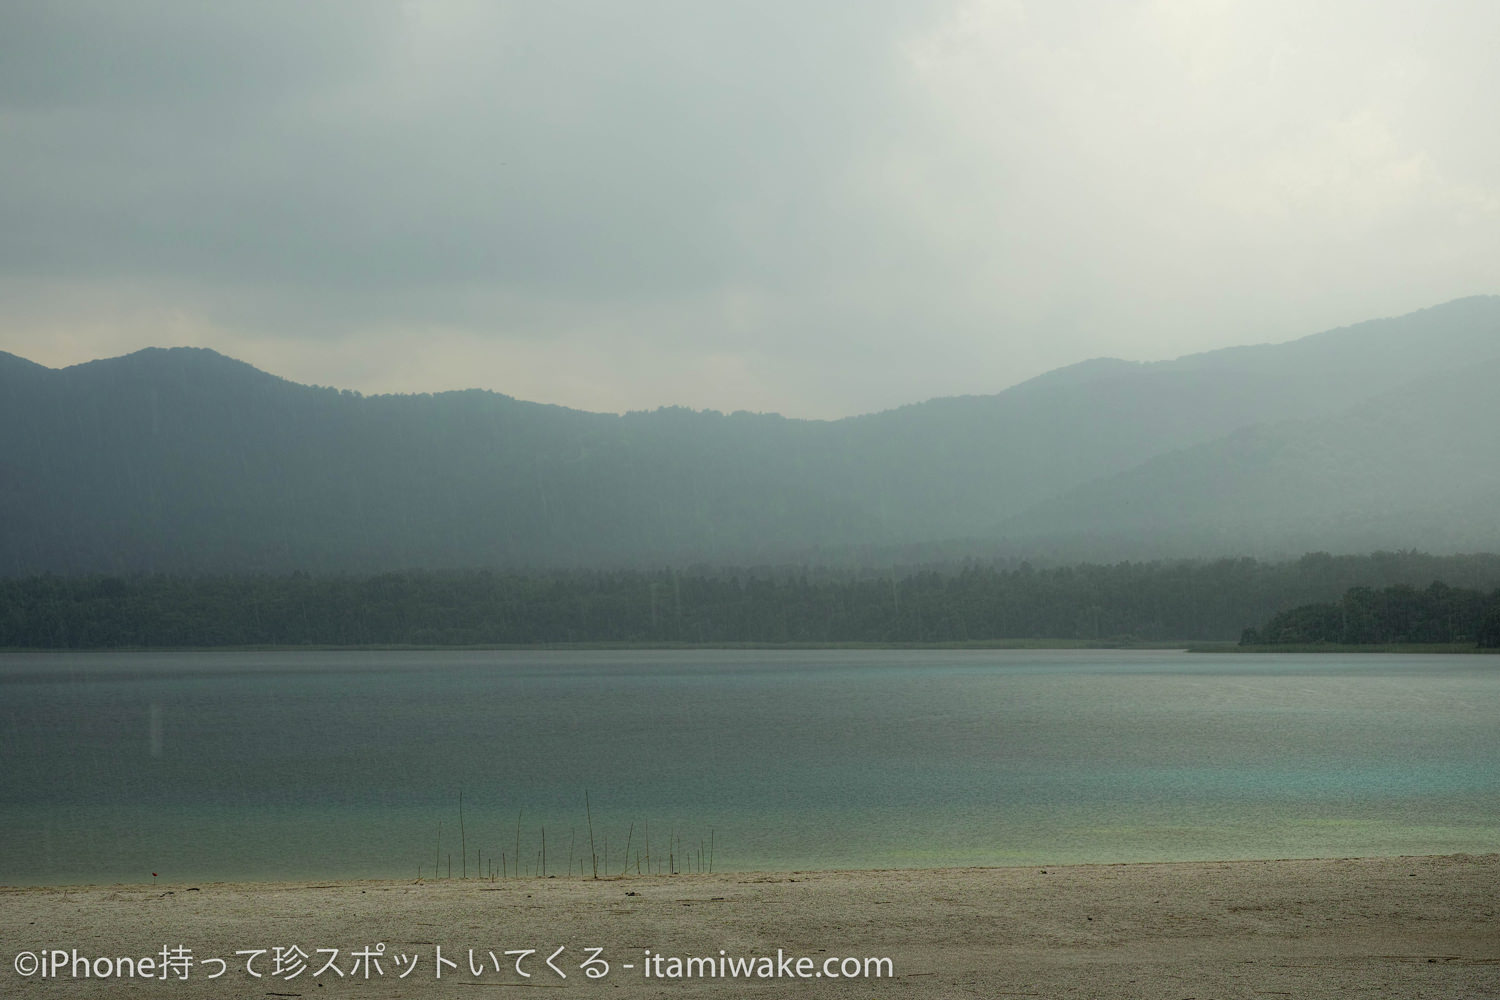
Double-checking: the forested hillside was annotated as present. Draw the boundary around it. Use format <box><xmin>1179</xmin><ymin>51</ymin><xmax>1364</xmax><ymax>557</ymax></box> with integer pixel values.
<box><xmin>3</xmin><ymin>296</ymin><xmax>1498</xmax><ymax>573</ymax></box>
<box><xmin>1000</xmin><ymin>355</ymin><xmax>1500</xmax><ymax>558</ymax></box>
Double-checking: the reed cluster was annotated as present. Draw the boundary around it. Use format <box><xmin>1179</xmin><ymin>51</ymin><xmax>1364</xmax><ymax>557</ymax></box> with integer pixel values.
<box><xmin>417</xmin><ymin>790</ymin><xmax>717</xmax><ymax>880</ymax></box>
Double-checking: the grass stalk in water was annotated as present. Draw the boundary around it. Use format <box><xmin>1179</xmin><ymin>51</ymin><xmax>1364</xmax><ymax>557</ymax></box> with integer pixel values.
<box><xmin>514</xmin><ymin>808</ymin><xmax>523</xmax><ymax>880</ymax></box>
<box><xmin>585</xmin><ymin>790</ymin><xmax>598</xmax><ymax>879</ymax></box>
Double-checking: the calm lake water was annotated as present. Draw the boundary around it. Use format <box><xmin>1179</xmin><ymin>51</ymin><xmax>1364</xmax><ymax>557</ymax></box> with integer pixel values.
<box><xmin>1</xmin><ymin>649</ymin><xmax>1497</xmax><ymax>885</ymax></box>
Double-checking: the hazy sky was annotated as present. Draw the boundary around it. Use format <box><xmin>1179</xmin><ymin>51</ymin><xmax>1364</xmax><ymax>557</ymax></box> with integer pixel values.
<box><xmin>3</xmin><ymin>1</ymin><xmax>1497</xmax><ymax>418</ymax></box>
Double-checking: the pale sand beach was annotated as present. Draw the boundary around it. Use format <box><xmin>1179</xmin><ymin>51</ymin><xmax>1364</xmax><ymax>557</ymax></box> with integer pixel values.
<box><xmin>3</xmin><ymin>854</ymin><xmax>1496</xmax><ymax>999</ymax></box>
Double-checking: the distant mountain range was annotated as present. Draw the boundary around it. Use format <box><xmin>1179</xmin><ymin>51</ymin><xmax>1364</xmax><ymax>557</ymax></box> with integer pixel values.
<box><xmin>3</xmin><ymin>296</ymin><xmax>1498</xmax><ymax>574</ymax></box>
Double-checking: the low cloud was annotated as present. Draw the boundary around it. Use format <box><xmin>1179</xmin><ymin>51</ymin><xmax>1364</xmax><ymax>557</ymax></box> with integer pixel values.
<box><xmin>2</xmin><ymin>1</ymin><xmax>1496</xmax><ymax>417</ymax></box>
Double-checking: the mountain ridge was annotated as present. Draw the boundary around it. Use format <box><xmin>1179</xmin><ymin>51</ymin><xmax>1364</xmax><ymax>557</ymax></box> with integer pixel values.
<box><xmin>3</xmin><ymin>295</ymin><xmax>1497</xmax><ymax>574</ymax></box>
<box><xmin>997</xmin><ymin>352</ymin><xmax>1500</xmax><ymax>559</ymax></box>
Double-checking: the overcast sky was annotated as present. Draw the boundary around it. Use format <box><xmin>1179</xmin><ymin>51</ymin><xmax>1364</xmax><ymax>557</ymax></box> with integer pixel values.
<box><xmin>3</xmin><ymin>1</ymin><xmax>1497</xmax><ymax>418</ymax></box>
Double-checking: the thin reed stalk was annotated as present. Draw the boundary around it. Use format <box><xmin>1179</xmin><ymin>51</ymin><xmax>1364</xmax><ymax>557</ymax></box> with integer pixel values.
<box><xmin>514</xmin><ymin>808</ymin><xmax>523</xmax><ymax>880</ymax></box>
<box><xmin>585</xmin><ymin>791</ymin><xmax>598</xmax><ymax>879</ymax></box>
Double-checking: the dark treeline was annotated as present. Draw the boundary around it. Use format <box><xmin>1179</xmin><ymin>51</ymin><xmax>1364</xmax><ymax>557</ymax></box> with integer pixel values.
<box><xmin>1243</xmin><ymin>581</ymin><xmax>1500</xmax><ymax>647</ymax></box>
<box><xmin>6</xmin><ymin>550</ymin><xmax>1500</xmax><ymax>649</ymax></box>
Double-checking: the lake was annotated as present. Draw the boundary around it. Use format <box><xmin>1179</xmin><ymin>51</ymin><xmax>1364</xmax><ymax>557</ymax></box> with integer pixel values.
<box><xmin>1</xmin><ymin>649</ymin><xmax>1496</xmax><ymax>885</ymax></box>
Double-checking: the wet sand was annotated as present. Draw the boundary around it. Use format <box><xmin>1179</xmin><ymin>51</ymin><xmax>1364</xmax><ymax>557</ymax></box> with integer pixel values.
<box><xmin>3</xmin><ymin>853</ymin><xmax>1496</xmax><ymax>998</ymax></box>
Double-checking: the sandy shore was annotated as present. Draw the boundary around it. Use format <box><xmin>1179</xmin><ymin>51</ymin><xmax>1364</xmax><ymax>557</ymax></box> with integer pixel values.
<box><xmin>3</xmin><ymin>854</ymin><xmax>1495</xmax><ymax>998</ymax></box>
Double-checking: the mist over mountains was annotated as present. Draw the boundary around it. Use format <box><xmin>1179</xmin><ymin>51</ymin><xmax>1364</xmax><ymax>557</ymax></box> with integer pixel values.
<box><xmin>3</xmin><ymin>296</ymin><xmax>1498</xmax><ymax>575</ymax></box>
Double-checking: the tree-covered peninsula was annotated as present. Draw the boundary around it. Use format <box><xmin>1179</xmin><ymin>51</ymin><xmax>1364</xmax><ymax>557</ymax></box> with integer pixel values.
<box><xmin>1241</xmin><ymin>581</ymin><xmax>1500</xmax><ymax>648</ymax></box>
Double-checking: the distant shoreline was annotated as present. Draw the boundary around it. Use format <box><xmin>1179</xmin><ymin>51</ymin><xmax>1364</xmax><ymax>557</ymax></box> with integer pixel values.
<box><xmin>10</xmin><ymin>553</ymin><xmax>1500</xmax><ymax>651</ymax></box>
<box><xmin>4</xmin><ymin>639</ymin><xmax>1498</xmax><ymax>654</ymax></box>
<box><xmin>1191</xmin><ymin>641</ymin><xmax>1500</xmax><ymax>654</ymax></box>
<box><xmin>0</xmin><ymin>639</ymin><xmax>1196</xmax><ymax>653</ymax></box>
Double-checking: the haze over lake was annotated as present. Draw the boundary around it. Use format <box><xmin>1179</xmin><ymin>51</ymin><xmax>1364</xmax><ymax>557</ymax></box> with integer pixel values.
<box><xmin>3</xmin><ymin>649</ymin><xmax>1496</xmax><ymax>886</ymax></box>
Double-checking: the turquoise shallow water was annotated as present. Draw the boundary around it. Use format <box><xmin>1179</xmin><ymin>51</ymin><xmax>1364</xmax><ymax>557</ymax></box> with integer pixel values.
<box><xmin>1</xmin><ymin>649</ymin><xmax>1496</xmax><ymax>885</ymax></box>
